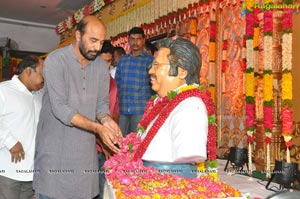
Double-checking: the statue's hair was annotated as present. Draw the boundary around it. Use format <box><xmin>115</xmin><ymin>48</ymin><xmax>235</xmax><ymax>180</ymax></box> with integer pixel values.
<box><xmin>157</xmin><ymin>38</ymin><xmax>201</xmax><ymax>84</ymax></box>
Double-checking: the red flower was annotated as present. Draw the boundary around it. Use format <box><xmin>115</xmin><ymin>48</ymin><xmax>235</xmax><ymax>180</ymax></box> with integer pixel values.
<box><xmin>222</xmin><ymin>61</ymin><xmax>227</xmax><ymax>72</ymax></box>
<box><xmin>285</xmin><ymin>140</ymin><xmax>292</xmax><ymax>147</ymax></box>
<box><xmin>245</xmin><ymin>13</ymin><xmax>254</xmax><ymax>37</ymax></box>
<box><xmin>247</xmin><ymin>136</ymin><xmax>254</xmax><ymax>143</ymax></box>
<box><xmin>223</xmin><ymin>40</ymin><xmax>228</xmax><ymax>50</ymax></box>
<box><xmin>282</xmin><ymin>8</ymin><xmax>293</xmax><ymax>30</ymax></box>
<box><xmin>241</xmin><ymin>58</ymin><xmax>247</xmax><ymax>72</ymax></box>
<box><xmin>210</xmin><ymin>23</ymin><xmax>216</xmax><ymax>39</ymax></box>
<box><xmin>265</xmin><ymin>137</ymin><xmax>272</xmax><ymax>143</ymax></box>
<box><xmin>264</xmin><ymin>11</ymin><xmax>273</xmax><ymax>33</ymax></box>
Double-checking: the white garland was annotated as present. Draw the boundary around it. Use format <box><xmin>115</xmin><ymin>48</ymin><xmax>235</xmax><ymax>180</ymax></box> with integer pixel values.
<box><xmin>246</xmin><ymin>39</ymin><xmax>254</xmax><ymax>68</ymax></box>
<box><xmin>263</xmin><ymin>36</ymin><xmax>272</xmax><ymax>70</ymax></box>
<box><xmin>282</xmin><ymin>33</ymin><xmax>292</xmax><ymax>71</ymax></box>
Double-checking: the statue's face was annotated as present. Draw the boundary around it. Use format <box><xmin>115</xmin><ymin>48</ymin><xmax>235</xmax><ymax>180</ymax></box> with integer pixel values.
<box><xmin>148</xmin><ymin>47</ymin><xmax>185</xmax><ymax>97</ymax></box>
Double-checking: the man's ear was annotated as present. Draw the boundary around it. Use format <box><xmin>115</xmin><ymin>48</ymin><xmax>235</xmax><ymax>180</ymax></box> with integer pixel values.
<box><xmin>25</xmin><ymin>67</ymin><xmax>32</xmax><ymax>76</ymax></box>
<box><xmin>178</xmin><ymin>67</ymin><xmax>187</xmax><ymax>80</ymax></box>
<box><xmin>75</xmin><ymin>30</ymin><xmax>81</xmax><ymax>41</ymax></box>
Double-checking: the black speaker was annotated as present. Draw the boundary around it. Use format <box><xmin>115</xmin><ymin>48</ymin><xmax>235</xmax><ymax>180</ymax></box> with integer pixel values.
<box><xmin>224</xmin><ymin>147</ymin><xmax>249</xmax><ymax>171</ymax></box>
<box><xmin>265</xmin><ymin>190</ymin><xmax>300</xmax><ymax>199</ymax></box>
<box><xmin>266</xmin><ymin>160</ymin><xmax>300</xmax><ymax>191</ymax></box>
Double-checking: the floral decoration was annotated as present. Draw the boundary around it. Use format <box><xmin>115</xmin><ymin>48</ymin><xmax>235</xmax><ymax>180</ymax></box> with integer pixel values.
<box><xmin>263</xmin><ymin>7</ymin><xmax>273</xmax><ymax>178</ymax></box>
<box><xmin>55</xmin><ymin>0</ymin><xmax>106</xmax><ymax>34</ymax></box>
<box><xmin>104</xmin><ymin>132</ymin><xmax>241</xmax><ymax>198</ymax></box>
<box><xmin>245</xmin><ymin>4</ymin><xmax>255</xmax><ymax>176</ymax></box>
<box><xmin>281</xmin><ymin>7</ymin><xmax>293</xmax><ymax>162</ymax></box>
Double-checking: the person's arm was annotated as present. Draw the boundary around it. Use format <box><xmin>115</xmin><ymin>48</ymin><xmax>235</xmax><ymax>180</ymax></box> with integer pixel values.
<box><xmin>0</xmin><ymin>91</ymin><xmax>25</xmax><ymax>162</ymax></box>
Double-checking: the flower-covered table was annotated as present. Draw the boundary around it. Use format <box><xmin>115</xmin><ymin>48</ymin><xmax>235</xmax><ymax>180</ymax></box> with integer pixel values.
<box><xmin>104</xmin><ymin>133</ymin><xmax>245</xmax><ymax>199</ymax></box>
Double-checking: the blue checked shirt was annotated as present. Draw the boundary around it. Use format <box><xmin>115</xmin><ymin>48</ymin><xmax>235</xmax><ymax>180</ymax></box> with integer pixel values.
<box><xmin>115</xmin><ymin>50</ymin><xmax>153</xmax><ymax>115</ymax></box>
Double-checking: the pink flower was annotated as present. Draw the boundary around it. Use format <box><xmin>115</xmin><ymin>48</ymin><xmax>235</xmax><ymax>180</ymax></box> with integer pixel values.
<box><xmin>263</xmin><ymin>106</ymin><xmax>273</xmax><ymax>130</ymax></box>
<box><xmin>120</xmin><ymin>177</ymin><xmax>131</xmax><ymax>185</ymax></box>
<box><xmin>282</xmin><ymin>108</ymin><xmax>293</xmax><ymax>133</ymax></box>
<box><xmin>282</xmin><ymin>9</ymin><xmax>293</xmax><ymax>30</ymax></box>
<box><xmin>245</xmin><ymin>13</ymin><xmax>254</xmax><ymax>37</ymax></box>
<box><xmin>264</xmin><ymin>11</ymin><xmax>273</xmax><ymax>33</ymax></box>
<box><xmin>210</xmin><ymin>23</ymin><xmax>216</xmax><ymax>39</ymax></box>
<box><xmin>246</xmin><ymin>104</ymin><xmax>255</xmax><ymax>127</ymax></box>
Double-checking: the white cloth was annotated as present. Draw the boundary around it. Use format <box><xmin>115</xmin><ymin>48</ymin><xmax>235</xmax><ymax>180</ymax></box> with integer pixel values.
<box><xmin>0</xmin><ymin>75</ymin><xmax>42</xmax><ymax>181</ymax></box>
<box><xmin>141</xmin><ymin>96</ymin><xmax>208</xmax><ymax>163</ymax></box>
<box><xmin>109</xmin><ymin>66</ymin><xmax>117</xmax><ymax>79</ymax></box>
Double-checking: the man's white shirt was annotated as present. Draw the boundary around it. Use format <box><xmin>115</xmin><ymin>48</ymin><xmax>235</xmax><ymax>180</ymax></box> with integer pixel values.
<box><xmin>0</xmin><ymin>75</ymin><xmax>42</xmax><ymax>181</ymax></box>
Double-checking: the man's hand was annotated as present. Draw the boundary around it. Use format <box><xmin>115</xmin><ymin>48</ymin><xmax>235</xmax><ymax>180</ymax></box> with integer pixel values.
<box><xmin>95</xmin><ymin>120</ymin><xmax>122</xmax><ymax>154</ymax></box>
<box><xmin>101</xmin><ymin>116</ymin><xmax>123</xmax><ymax>139</ymax></box>
<box><xmin>9</xmin><ymin>142</ymin><xmax>25</xmax><ymax>163</ymax></box>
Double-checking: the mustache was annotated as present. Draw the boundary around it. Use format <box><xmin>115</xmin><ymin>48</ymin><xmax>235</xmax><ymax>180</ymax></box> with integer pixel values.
<box><xmin>88</xmin><ymin>50</ymin><xmax>100</xmax><ymax>55</ymax></box>
<box><xmin>150</xmin><ymin>74</ymin><xmax>156</xmax><ymax>79</ymax></box>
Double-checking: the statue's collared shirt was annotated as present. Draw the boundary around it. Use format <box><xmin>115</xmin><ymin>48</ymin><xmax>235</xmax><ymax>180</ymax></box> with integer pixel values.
<box><xmin>141</xmin><ymin>91</ymin><xmax>208</xmax><ymax>163</ymax></box>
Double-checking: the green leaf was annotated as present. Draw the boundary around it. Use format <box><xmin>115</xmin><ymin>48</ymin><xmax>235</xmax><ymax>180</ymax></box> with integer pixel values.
<box><xmin>128</xmin><ymin>143</ymin><xmax>134</xmax><ymax>153</ymax></box>
<box><xmin>246</xmin><ymin>96</ymin><xmax>254</xmax><ymax>104</ymax></box>
<box><xmin>167</xmin><ymin>90</ymin><xmax>177</xmax><ymax>100</ymax></box>
<box><xmin>247</xmin><ymin>126</ymin><xmax>255</xmax><ymax>131</ymax></box>
<box><xmin>207</xmin><ymin>160</ymin><xmax>218</xmax><ymax>168</ymax></box>
<box><xmin>208</xmin><ymin>115</ymin><xmax>216</xmax><ymax>124</ymax></box>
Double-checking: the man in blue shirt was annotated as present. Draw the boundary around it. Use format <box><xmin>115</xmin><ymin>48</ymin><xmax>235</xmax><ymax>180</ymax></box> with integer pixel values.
<box><xmin>115</xmin><ymin>27</ymin><xmax>153</xmax><ymax>137</ymax></box>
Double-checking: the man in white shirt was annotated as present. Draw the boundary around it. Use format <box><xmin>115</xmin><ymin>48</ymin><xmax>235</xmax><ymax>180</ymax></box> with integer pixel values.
<box><xmin>133</xmin><ymin>38</ymin><xmax>208</xmax><ymax>178</ymax></box>
<box><xmin>0</xmin><ymin>55</ymin><xmax>44</xmax><ymax>199</ymax></box>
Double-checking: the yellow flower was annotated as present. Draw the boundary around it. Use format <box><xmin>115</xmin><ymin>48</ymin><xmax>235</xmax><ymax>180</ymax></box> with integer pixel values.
<box><xmin>197</xmin><ymin>162</ymin><xmax>206</xmax><ymax>172</ymax></box>
<box><xmin>153</xmin><ymin>194</ymin><xmax>161</xmax><ymax>199</ymax></box>
<box><xmin>246</xmin><ymin>0</ymin><xmax>255</xmax><ymax>11</ymax></box>
<box><xmin>253</xmin><ymin>27</ymin><xmax>260</xmax><ymax>48</ymax></box>
<box><xmin>263</xmin><ymin>74</ymin><xmax>273</xmax><ymax>101</ymax></box>
<box><xmin>282</xmin><ymin>73</ymin><xmax>292</xmax><ymax>100</ymax></box>
<box><xmin>209</xmin><ymin>42</ymin><xmax>216</xmax><ymax>61</ymax></box>
<box><xmin>209</xmin><ymin>171</ymin><xmax>218</xmax><ymax>180</ymax></box>
<box><xmin>245</xmin><ymin>72</ymin><xmax>255</xmax><ymax>97</ymax></box>
<box><xmin>178</xmin><ymin>84</ymin><xmax>197</xmax><ymax>93</ymax></box>
<box><xmin>264</xmin><ymin>0</ymin><xmax>273</xmax><ymax>4</ymax></box>
<box><xmin>283</xmin><ymin>135</ymin><xmax>292</xmax><ymax>142</ymax></box>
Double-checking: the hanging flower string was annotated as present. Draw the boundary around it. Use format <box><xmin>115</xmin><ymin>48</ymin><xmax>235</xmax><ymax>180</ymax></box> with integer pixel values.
<box><xmin>245</xmin><ymin>10</ymin><xmax>255</xmax><ymax>176</ymax></box>
<box><xmin>55</xmin><ymin>0</ymin><xmax>106</xmax><ymax>34</ymax></box>
<box><xmin>281</xmin><ymin>7</ymin><xmax>293</xmax><ymax>163</ymax></box>
<box><xmin>208</xmin><ymin>1</ymin><xmax>217</xmax><ymax>102</ymax></box>
<box><xmin>263</xmin><ymin>8</ymin><xmax>273</xmax><ymax>178</ymax></box>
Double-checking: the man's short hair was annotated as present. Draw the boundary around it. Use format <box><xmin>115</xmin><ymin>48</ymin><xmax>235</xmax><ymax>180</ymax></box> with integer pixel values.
<box><xmin>100</xmin><ymin>40</ymin><xmax>114</xmax><ymax>55</ymax></box>
<box><xmin>114</xmin><ymin>46</ymin><xmax>126</xmax><ymax>56</ymax></box>
<box><xmin>128</xmin><ymin>27</ymin><xmax>145</xmax><ymax>37</ymax></box>
<box><xmin>16</xmin><ymin>55</ymin><xmax>40</xmax><ymax>75</ymax></box>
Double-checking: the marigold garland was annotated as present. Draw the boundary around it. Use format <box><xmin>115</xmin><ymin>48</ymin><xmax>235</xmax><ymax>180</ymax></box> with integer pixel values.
<box><xmin>281</xmin><ymin>7</ymin><xmax>293</xmax><ymax>162</ymax></box>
